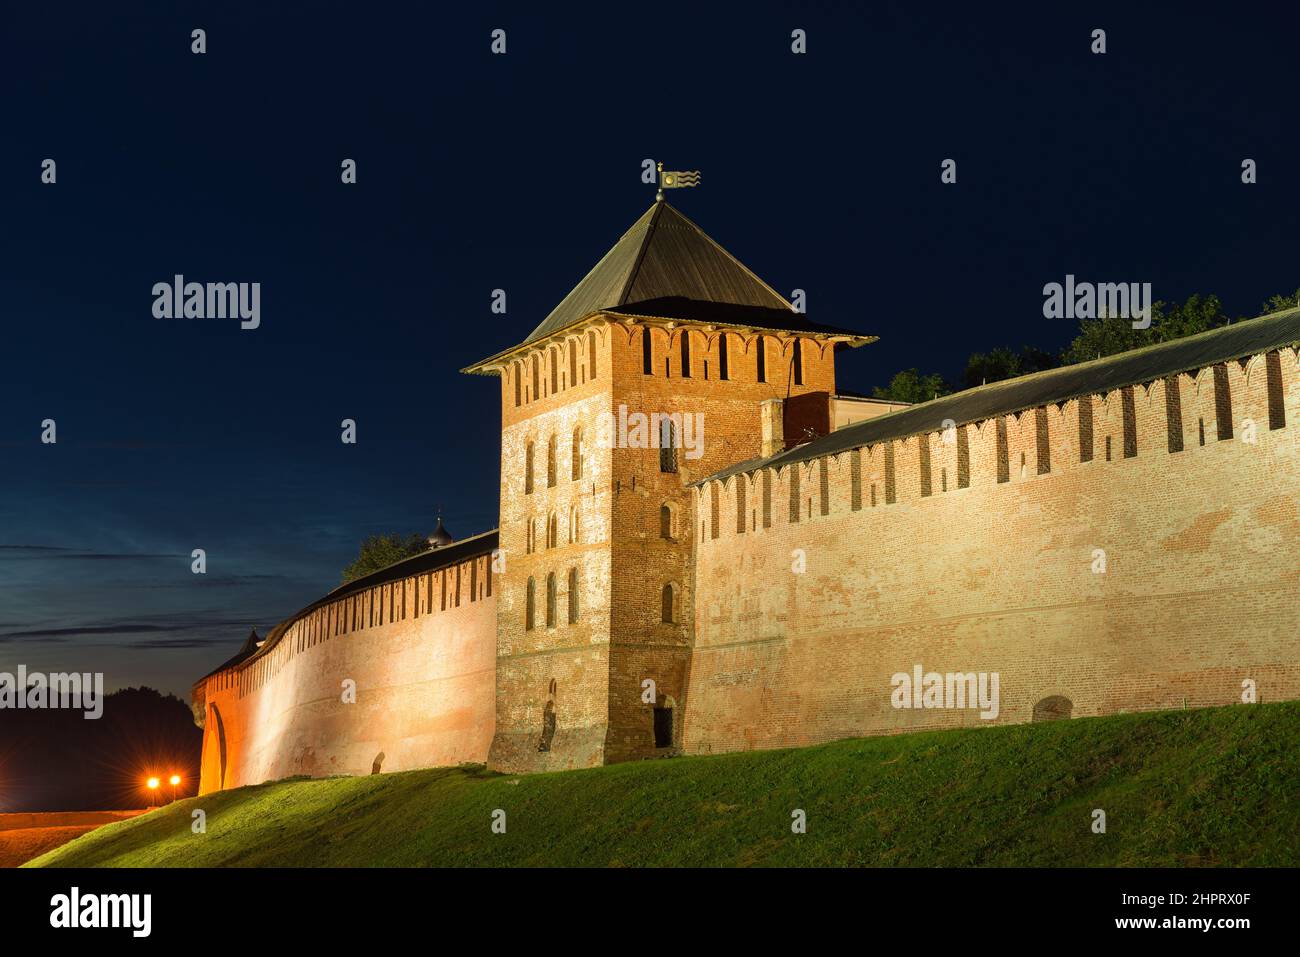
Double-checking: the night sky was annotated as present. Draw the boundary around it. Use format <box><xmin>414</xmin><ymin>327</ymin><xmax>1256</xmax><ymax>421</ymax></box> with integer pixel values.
<box><xmin>3</xmin><ymin>2</ymin><xmax>1299</xmax><ymax>698</ymax></box>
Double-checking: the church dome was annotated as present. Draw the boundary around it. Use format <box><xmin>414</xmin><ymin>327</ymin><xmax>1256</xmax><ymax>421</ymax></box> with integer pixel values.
<box><xmin>427</xmin><ymin>517</ymin><xmax>453</xmax><ymax>548</ymax></box>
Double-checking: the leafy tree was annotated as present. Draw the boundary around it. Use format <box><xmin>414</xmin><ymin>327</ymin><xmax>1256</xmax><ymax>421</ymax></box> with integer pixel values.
<box><xmin>872</xmin><ymin>368</ymin><xmax>951</xmax><ymax>404</ymax></box>
<box><xmin>962</xmin><ymin>346</ymin><xmax>1060</xmax><ymax>388</ymax></box>
<box><xmin>1060</xmin><ymin>293</ymin><xmax>1231</xmax><ymax>365</ymax></box>
<box><xmin>1260</xmin><ymin>288</ymin><xmax>1300</xmax><ymax>315</ymax></box>
<box><xmin>341</xmin><ymin>532</ymin><xmax>428</xmax><ymax>584</ymax></box>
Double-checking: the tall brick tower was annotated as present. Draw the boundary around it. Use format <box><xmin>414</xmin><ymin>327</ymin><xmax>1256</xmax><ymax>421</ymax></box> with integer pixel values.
<box><xmin>464</xmin><ymin>198</ymin><xmax>871</xmax><ymax>772</ymax></box>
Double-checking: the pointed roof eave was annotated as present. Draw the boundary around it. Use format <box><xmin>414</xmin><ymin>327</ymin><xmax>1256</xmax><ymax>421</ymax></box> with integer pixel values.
<box><xmin>462</xmin><ymin>199</ymin><xmax>872</xmax><ymax>374</ymax></box>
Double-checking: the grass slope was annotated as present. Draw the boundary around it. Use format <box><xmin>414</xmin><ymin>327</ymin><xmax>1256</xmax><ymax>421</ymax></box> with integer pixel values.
<box><xmin>30</xmin><ymin>702</ymin><xmax>1300</xmax><ymax>867</ymax></box>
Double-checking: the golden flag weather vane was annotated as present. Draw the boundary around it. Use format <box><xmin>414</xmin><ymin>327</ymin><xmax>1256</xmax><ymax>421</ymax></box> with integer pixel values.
<box><xmin>656</xmin><ymin>162</ymin><xmax>701</xmax><ymax>201</ymax></box>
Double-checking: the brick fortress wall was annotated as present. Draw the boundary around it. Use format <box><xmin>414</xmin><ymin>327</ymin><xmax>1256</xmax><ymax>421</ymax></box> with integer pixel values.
<box><xmin>685</xmin><ymin>348</ymin><xmax>1300</xmax><ymax>753</ymax></box>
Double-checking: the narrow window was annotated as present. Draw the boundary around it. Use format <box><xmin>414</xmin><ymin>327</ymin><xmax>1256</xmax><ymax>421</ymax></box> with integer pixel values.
<box><xmin>1213</xmin><ymin>363</ymin><xmax>1233</xmax><ymax>440</ymax></box>
<box><xmin>642</xmin><ymin>327</ymin><xmax>653</xmax><ymax>374</ymax></box>
<box><xmin>736</xmin><ymin>477</ymin><xmax>747</xmax><ymax>532</ymax></box>
<box><xmin>1078</xmin><ymin>396</ymin><xmax>1094</xmax><ymax>462</ymax></box>
<box><xmin>1035</xmin><ymin>407</ymin><xmax>1051</xmax><ymax>474</ymax></box>
<box><xmin>995</xmin><ymin>419</ymin><xmax>1009</xmax><ymax>483</ymax></box>
<box><xmin>710</xmin><ymin>483</ymin><xmax>720</xmax><ymax>539</ymax></box>
<box><xmin>470</xmin><ymin>559</ymin><xmax>478</xmax><ymax>602</ymax></box>
<box><xmin>569</xmin><ymin>341</ymin><xmax>577</xmax><ymax>387</ymax></box>
<box><xmin>441</xmin><ymin>574</ymin><xmax>447</xmax><ymax>611</ymax></box>
<box><xmin>661</xmin><ymin>583</ymin><xmax>674</xmax><ymax>624</ymax></box>
<box><xmin>525</xmin><ymin>442</ymin><xmax>534</xmax><ymax>494</ymax></box>
<box><xmin>956</xmin><ymin>425</ymin><xmax>970</xmax><ymax>488</ymax></box>
<box><xmin>756</xmin><ymin>336</ymin><xmax>767</xmax><ymax>382</ymax></box>
<box><xmin>550</xmin><ymin>347</ymin><xmax>558</xmax><ymax>394</ymax></box>
<box><xmin>885</xmin><ymin>442</ymin><xmax>897</xmax><ymax>502</ymax></box>
<box><xmin>589</xmin><ymin>331</ymin><xmax>598</xmax><ymax>380</ymax></box>
<box><xmin>567</xmin><ymin>567</ymin><xmax>579</xmax><ymax>623</ymax></box>
<box><xmin>1266</xmin><ymin>351</ymin><xmax>1286</xmax><ymax>429</ymax></box>
<box><xmin>546</xmin><ymin>573</ymin><xmax>557</xmax><ymax>628</ymax></box>
<box><xmin>919</xmin><ymin>437</ymin><xmax>932</xmax><ymax>496</ymax></box>
<box><xmin>548</xmin><ymin>512</ymin><xmax>557</xmax><ymax>549</ymax></box>
<box><xmin>719</xmin><ymin>333</ymin><xmax>729</xmax><ymax>380</ymax></box>
<box><xmin>659</xmin><ymin>420</ymin><xmax>678</xmax><ymax>473</ymax></box>
<box><xmin>789</xmin><ymin>467</ymin><xmax>801</xmax><ymax>522</ymax></box>
<box><xmin>762</xmin><ymin>469</ymin><xmax>772</xmax><ymax>528</ymax></box>
<box><xmin>1105</xmin><ymin>435</ymin><xmax>1113</xmax><ymax>461</ymax></box>
<box><xmin>1198</xmin><ymin>418</ymin><xmax>1205</xmax><ymax>446</ymax></box>
<box><xmin>1165</xmin><ymin>376</ymin><xmax>1184</xmax><ymax>453</ymax></box>
<box><xmin>681</xmin><ymin>330</ymin><xmax>691</xmax><ymax>378</ymax></box>
<box><xmin>532</xmin><ymin>356</ymin><xmax>539</xmax><ymax>400</ymax></box>
<box><xmin>1121</xmin><ymin>386</ymin><xmax>1137</xmax><ymax>457</ymax></box>
<box><xmin>850</xmin><ymin>449</ymin><xmax>862</xmax><ymax>510</ymax></box>
<box><xmin>525</xmin><ymin>577</ymin><xmax>535</xmax><ymax>630</ymax></box>
<box><xmin>513</xmin><ymin>364</ymin><xmax>521</xmax><ymax>406</ymax></box>
<box><xmin>547</xmin><ymin>435</ymin><xmax>557</xmax><ymax>487</ymax></box>
<box><xmin>819</xmin><ymin>457</ymin><xmax>830</xmax><ymax>514</ymax></box>
<box><xmin>792</xmin><ymin>339</ymin><xmax>803</xmax><ymax>386</ymax></box>
<box><xmin>660</xmin><ymin>503</ymin><xmax>673</xmax><ymax>539</ymax></box>
<box><xmin>572</xmin><ymin>427</ymin><xmax>583</xmax><ymax>480</ymax></box>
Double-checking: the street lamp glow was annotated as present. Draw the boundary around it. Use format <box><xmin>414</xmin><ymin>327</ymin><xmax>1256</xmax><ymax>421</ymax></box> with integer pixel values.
<box><xmin>169</xmin><ymin>775</ymin><xmax>180</xmax><ymax>786</ymax></box>
<box><xmin>146</xmin><ymin>777</ymin><xmax>159</xmax><ymax>790</ymax></box>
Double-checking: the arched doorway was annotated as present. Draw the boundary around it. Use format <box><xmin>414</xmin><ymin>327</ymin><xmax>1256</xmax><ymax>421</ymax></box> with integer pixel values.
<box><xmin>1032</xmin><ymin>695</ymin><xmax>1073</xmax><ymax>722</ymax></box>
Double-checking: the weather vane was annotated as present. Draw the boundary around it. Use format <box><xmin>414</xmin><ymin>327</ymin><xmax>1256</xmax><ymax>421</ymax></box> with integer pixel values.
<box><xmin>656</xmin><ymin>162</ymin><xmax>701</xmax><ymax>201</ymax></box>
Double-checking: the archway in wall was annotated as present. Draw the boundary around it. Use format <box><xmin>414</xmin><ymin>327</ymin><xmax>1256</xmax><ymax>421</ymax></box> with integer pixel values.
<box><xmin>1032</xmin><ymin>695</ymin><xmax>1073</xmax><ymax>722</ymax></box>
<box><xmin>209</xmin><ymin>702</ymin><xmax>228</xmax><ymax>789</ymax></box>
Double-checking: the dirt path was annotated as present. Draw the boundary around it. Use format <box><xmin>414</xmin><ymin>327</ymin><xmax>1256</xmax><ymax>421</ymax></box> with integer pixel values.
<box><xmin>0</xmin><ymin>810</ymin><xmax>149</xmax><ymax>867</ymax></box>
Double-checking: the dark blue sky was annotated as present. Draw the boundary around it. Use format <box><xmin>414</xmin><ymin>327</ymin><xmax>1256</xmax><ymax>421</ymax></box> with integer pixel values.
<box><xmin>3</xmin><ymin>1</ymin><xmax>1298</xmax><ymax>697</ymax></box>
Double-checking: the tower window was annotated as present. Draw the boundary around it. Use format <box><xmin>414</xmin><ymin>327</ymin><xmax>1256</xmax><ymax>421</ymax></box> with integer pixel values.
<box><xmin>792</xmin><ymin>339</ymin><xmax>803</xmax><ymax>386</ymax></box>
<box><xmin>660</xmin><ymin>503</ymin><xmax>675</xmax><ymax>540</ymax></box>
<box><xmin>525</xmin><ymin>577</ymin><xmax>536</xmax><ymax>631</ymax></box>
<box><xmin>642</xmin><ymin>327</ymin><xmax>653</xmax><ymax>374</ymax></box>
<box><xmin>659</xmin><ymin>419</ymin><xmax>678</xmax><ymax>473</ymax></box>
<box><xmin>681</xmin><ymin>330</ymin><xmax>691</xmax><ymax>378</ymax></box>
<box><xmin>572</xmin><ymin>426</ymin><xmax>583</xmax><ymax>480</ymax></box>
<box><xmin>547</xmin><ymin>435</ymin><xmax>557</xmax><ymax>487</ymax></box>
<box><xmin>589</xmin><ymin>331</ymin><xmax>598</xmax><ymax>380</ymax></box>
<box><xmin>525</xmin><ymin>442</ymin><xmax>534</xmax><ymax>494</ymax></box>
<box><xmin>661</xmin><ymin>583</ymin><xmax>675</xmax><ymax>624</ymax></box>
<box><xmin>567</xmin><ymin>567</ymin><xmax>579</xmax><ymax>623</ymax></box>
<box><xmin>546</xmin><ymin>573</ymin><xmax>557</xmax><ymax>628</ymax></box>
<box><xmin>719</xmin><ymin>333</ymin><xmax>729</xmax><ymax>380</ymax></box>
<box><xmin>756</xmin><ymin>336</ymin><xmax>767</xmax><ymax>382</ymax></box>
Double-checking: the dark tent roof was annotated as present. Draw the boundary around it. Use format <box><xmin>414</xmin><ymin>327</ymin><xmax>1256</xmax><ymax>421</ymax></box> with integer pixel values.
<box><xmin>195</xmin><ymin>530</ymin><xmax>499</xmax><ymax>685</ymax></box>
<box><xmin>465</xmin><ymin>201</ymin><xmax>869</xmax><ymax>372</ymax></box>
<box><xmin>697</xmin><ymin>306</ymin><xmax>1300</xmax><ymax>487</ymax></box>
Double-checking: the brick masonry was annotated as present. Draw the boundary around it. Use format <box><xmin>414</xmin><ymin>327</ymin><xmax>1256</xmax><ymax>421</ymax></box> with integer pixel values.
<box><xmin>194</xmin><ymin>314</ymin><xmax>1300</xmax><ymax>790</ymax></box>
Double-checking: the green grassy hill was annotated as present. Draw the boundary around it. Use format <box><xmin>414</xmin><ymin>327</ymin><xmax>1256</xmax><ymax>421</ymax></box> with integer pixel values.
<box><xmin>29</xmin><ymin>702</ymin><xmax>1300</xmax><ymax>867</ymax></box>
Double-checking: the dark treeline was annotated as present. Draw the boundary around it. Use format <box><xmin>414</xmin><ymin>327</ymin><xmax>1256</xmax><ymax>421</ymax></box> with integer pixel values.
<box><xmin>873</xmin><ymin>290</ymin><xmax>1300</xmax><ymax>404</ymax></box>
<box><xmin>0</xmin><ymin>687</ymin><xmax>200</xmax><ymax>812</ymax></box>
